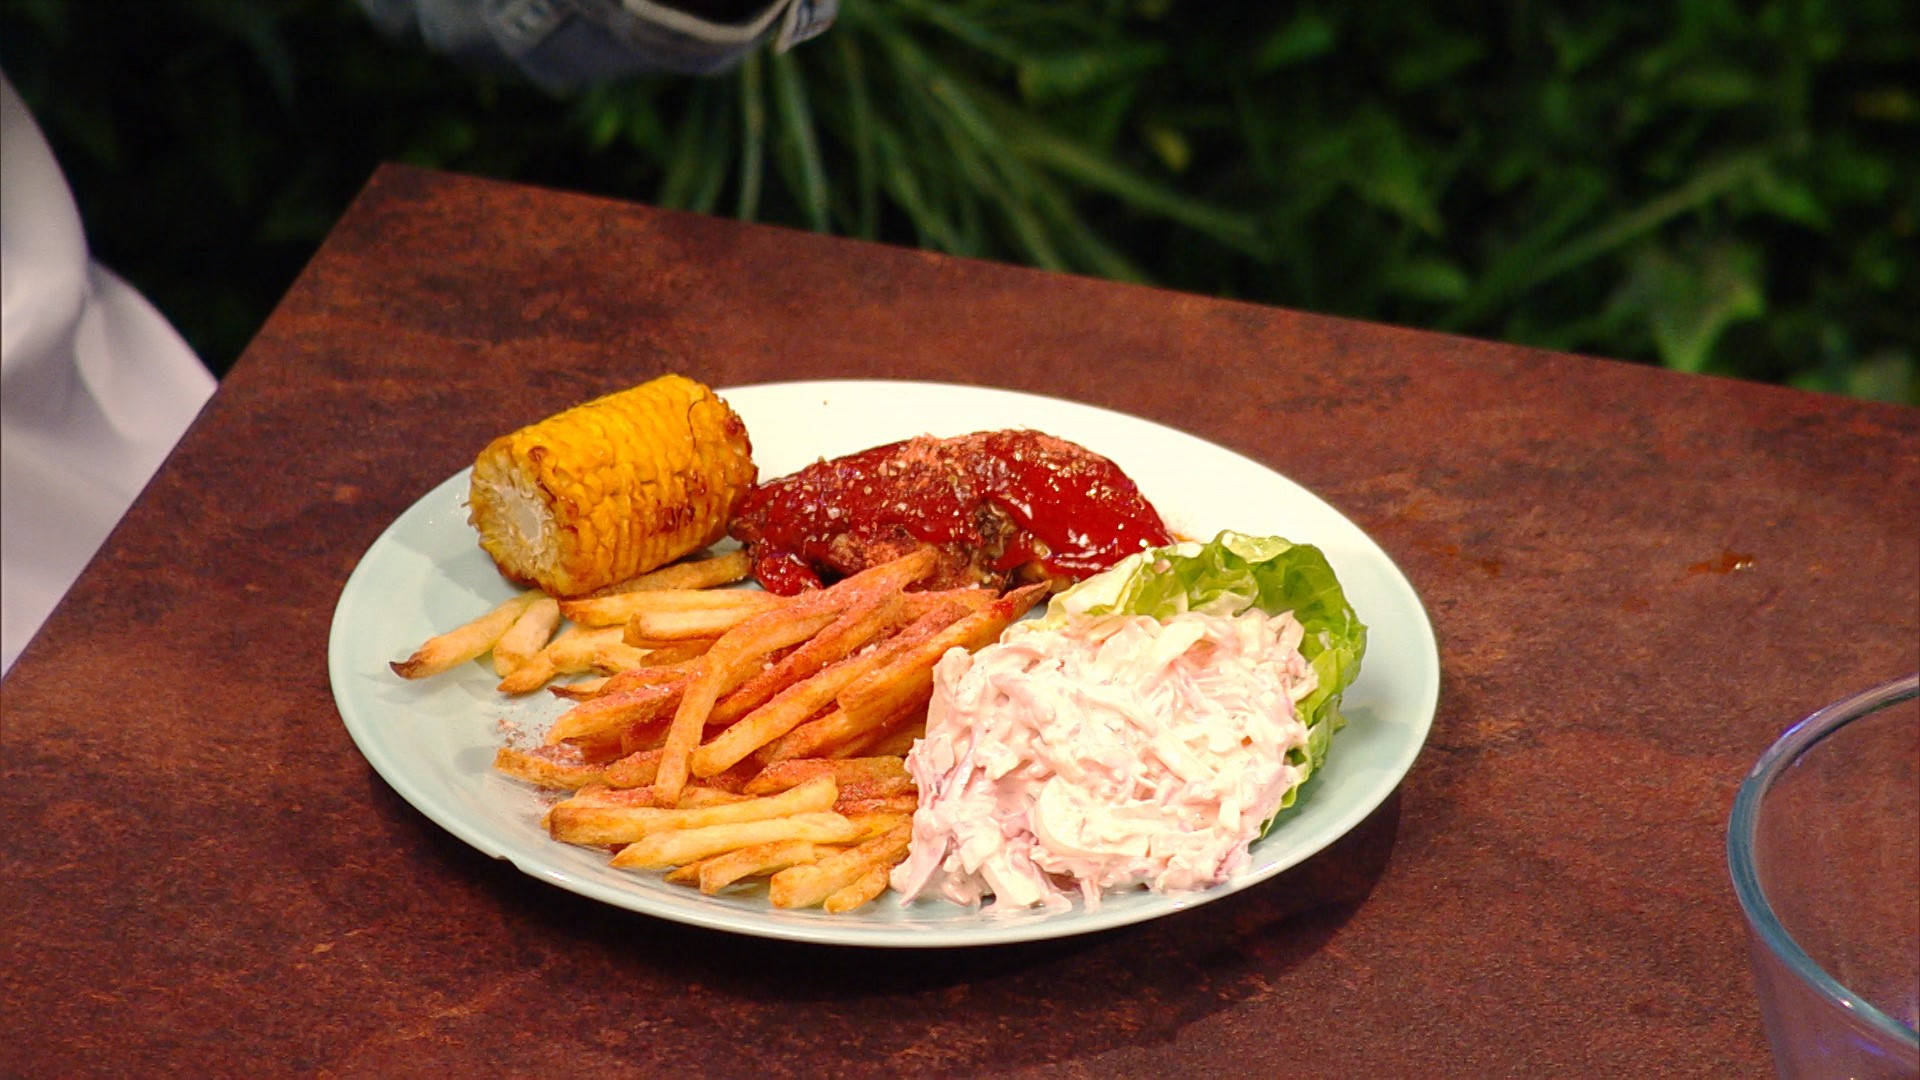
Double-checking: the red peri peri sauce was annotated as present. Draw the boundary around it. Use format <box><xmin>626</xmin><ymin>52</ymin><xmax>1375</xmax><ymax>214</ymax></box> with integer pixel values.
<box><xmin>728</xmin><ymin>430</ymin><xmax>1173</xmax><ymax>595</ymax></box>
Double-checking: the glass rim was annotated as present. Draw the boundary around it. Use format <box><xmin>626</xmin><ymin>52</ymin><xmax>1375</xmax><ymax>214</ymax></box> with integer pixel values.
<box><xmin>1726</xmin><ymin>672</ymin><xmax>1920</xmax><ymax>1047</ymax></box>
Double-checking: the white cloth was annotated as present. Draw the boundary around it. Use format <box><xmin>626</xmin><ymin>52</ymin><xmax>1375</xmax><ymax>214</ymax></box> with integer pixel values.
<box><xmin>2</xmin><ymin>72</ymin><xmax>215</xmax><ymax>673</ymax></box>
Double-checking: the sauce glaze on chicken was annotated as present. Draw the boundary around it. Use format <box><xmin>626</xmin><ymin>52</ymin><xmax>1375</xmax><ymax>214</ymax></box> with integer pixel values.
<box><xmin>729</xmin><ymin>430</ymin><xmax>1173</xmax><ymax>595</ymax></box>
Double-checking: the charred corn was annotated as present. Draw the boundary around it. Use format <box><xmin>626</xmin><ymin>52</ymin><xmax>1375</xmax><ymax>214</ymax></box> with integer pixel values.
<box><xmin>467</xmin><ymin>374</ymin><xmax>756</xmax><ymax>597</ymax></box>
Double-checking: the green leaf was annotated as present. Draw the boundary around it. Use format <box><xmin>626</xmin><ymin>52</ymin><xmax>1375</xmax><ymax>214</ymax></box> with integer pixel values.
<box><xmin>584</xmin><ymin>97</ymin><xmax>622</xmax><ymax>151</ymax></box>
<box><xmin>1022</xmin><ymin>162</ymin><xmax>1150</xmax><ymax>282</ymax></box>
<box><xmin>1253</xmin><ymin>12</ymin><xmax>1337</xmax><ymax>71</ymax></box>
<box><xmin>1298</xmin><ymin>110</ymin><xmax>1445</xmax><ymax>237</ymax></box>
<box><xmin>1851</xmin><ymin>86</ymin><xmax>1919</xmax><ymax>123</ymax></box>
<box><xmin>658</xmin><ymin>83</ymin><xmax>726</xmax><ymax>211</ymax></box>
<box><xmin>770</xmin><ymin>50</ymin><xmax>830</xmax><ymax>232</ymax></box>
<box><xmin>868</xmin><ymin>117</ymin><xmax>966</xmax><ymax>253</ymax></box>
<box><xmin>1382</xmin><ymin>257</ymin><xmax>1472</xmax><ymax>302</ymax></box>
<box><xmin>868</xmin><ymin>26</ymin><xmax>1014</xmax><ymax>256</ymax></box>
<box><xmin>1140</xmin><ymin>120</ymin><xmax>1191</xmax><ymax>173</ymax></box>
<box><xmin>992</xmin><ymin>106</ymin><xmax>1271</xmax><ymax>257</ymax></box>
<box><xmin>1544</xmin><ymin>11</ymin><xmax>1624</xmax><ymax>73</ymax></box>
<box><xmin>736</xmin><ymin>52</ymin><xmax>766</xmax><ymax>220</ymax></box>
<box><xmin>885</xmin><ymin>0</ymin><xmax>1036</xmax><ymax>68</ymax></box>
<box><xmin>621</xmin><ymin>94</ymin><xmax>667</xmax><ymax>156</ymax></box>
<box><xmin>184</xmin><ymin>0</ymin><xmax>295</xmax><ymax>107</ymax></box>
<box><xmin>1794</xmin><ymin>350</ymin><xmax>1916</xmax><ymax>405</ymax></box>
<box><xmin>1446</xmin><ymin>149</ymin><xmax>1773</xmax><ymax>329</ymax></box>
<box><xmin>1747</xmin><ymin>165</ymin><xmax>1829</xmax><ymax>229</ymax></box>
<box><xmin>1631</xmin><ymin>241</ymin><xmax>1768</xmax><ymax>373</ymax></box>
<box><xmin>1016</xmin><ymin>41</ymin><xmax>1167</xmax><ymax>103</ymax></box>
<box><xmin>1810</xmin><ymin>135</ymin><xmax>1897</xmax><ymax>204</ymax></box>
<box><xmin>834</xmin><ymin>34</ymin><xmax>880</xmax><ymax>240</ymax></box>
<box><xmin>1389</xmin><ymin>33</ymin><xmax>1486</xmax><ymax>90</ymax></box>
<box><xmin>1663</xmin><ymin>64</ymin><xmax>1763</xmax><ymax>108</ymax></box>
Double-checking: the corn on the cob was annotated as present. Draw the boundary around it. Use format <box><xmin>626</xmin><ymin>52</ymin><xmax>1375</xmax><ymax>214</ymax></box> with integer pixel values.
<box><xmin>467</xmin><ymin>374</ymin><xmax>756</xmax><ymax>597</ymax></box>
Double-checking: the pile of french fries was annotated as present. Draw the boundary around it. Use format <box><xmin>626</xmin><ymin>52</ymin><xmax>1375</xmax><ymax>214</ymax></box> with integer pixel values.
<box><xmin>393</xmin><ymin>547</ymin><xmax>1043</xmax><ymax>913</ymax></box>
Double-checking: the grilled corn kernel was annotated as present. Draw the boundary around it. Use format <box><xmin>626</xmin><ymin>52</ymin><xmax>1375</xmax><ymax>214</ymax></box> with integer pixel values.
<box><xmin>468</xmin><ymin>374</ymin><xmax>755</xmax><ymax>596</ymax></box>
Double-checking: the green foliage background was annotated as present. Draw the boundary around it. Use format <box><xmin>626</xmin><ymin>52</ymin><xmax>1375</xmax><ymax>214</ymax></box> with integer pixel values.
<box><xmin>2</xmin><ymin>0</ymin><xmax>1914</xmax><ymax>402</ymax></box>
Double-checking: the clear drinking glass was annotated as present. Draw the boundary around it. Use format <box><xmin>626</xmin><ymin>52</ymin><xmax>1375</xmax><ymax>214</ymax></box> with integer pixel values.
<box><xmin>1729</xmin><ymin>673</ymin><xmax>1920</xmax><ymax>1079</ymax></box>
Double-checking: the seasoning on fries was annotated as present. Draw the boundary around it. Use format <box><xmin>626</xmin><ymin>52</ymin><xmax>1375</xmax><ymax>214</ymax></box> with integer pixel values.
<box><xmin>391</xmin><ymin>545</ymin><xmax>1018</xmax><ymax>911</ymax></box>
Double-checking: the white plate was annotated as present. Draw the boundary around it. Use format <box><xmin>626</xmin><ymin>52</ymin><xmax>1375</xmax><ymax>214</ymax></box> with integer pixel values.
<box><xmin>328</xmin><ymin>380</ymin><xmax>1440</xmax><ymax>947</ymax></box>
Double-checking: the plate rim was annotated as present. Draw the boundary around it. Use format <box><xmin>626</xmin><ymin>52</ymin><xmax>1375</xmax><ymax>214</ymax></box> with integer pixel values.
<box><xmin>328</xmin><ymin>378</ymin><xmax>1440</xmax><ymax>947</ymax></box>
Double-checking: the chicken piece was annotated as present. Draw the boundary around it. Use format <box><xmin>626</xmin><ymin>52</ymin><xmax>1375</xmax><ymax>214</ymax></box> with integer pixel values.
<box><xmin>729</xmin><ymin>429</ymin><xmax>1171</xmax><ymax>595</ymax></box>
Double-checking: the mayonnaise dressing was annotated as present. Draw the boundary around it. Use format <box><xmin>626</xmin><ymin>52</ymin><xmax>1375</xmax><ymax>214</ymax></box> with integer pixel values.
<box><xmin>890</xmin><ymin>609</ymin><xmax>1318</xmax><ymax>912</ymax></box>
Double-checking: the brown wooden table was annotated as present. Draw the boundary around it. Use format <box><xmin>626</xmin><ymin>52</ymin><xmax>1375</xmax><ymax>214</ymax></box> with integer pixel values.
<box><xmin>4</xmin><ymin>164</ymin><xmax>1916</xmax><ymax>1077</ymax></box>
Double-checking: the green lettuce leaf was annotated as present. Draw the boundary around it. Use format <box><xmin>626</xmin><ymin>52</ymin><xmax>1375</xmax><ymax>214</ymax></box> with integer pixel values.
<box><xmin>1038</xmin><ymin>531</ymin><xmax>1368</xmax><ymax>817</ymax></box>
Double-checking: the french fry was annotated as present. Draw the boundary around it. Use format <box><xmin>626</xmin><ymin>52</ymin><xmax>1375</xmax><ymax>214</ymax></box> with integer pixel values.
<box><xmin>549</xmin><ymin>676</ymin><xmax>611</xmax><ymax>700</ymax></box>
<box><xmin>544</xmin><ymin>680</ymin><xmax>683</xmax><ymax>745</ymax></box>
<box><xmin>601</xmin><ymin>747</ymin><xmax>664</xmax><ymax>788</ymax></box>
<box><xmin>493</xmin><ymin>746</ymin><xmax>606</xmax><ymax>790</ymax></box>
<box><xmin>862</xmin><ymin>725</ymin><xmax>922</xmax><ymax>759</ymax></box>
<box><xmin>901</xmin><ymin>586</ymin><xmax>1000</xmax><ymax>618</ymax></box>
<box><xmin>741</xmin><ymin>756</ymin><xmax>911</xmax><ymax>796</ymax></box>
<box><xmin>564</xmin><ymin>586</ymin><xmax>779</xmax><ymax>629</ymax></box>
<box><xmin>762</xmin><ymin>583</ymin><xmax>1043</xmax><ymax>759</ymax></box>
<box><xmin>827</xmin><ymin>547</ymin><xmax>940</xmax><ymax>595</ymax></box>
<box><xmin>827</xmin><ymin>708</ymin><xmax>928</xmax><ymax>761</ymax></box>
<box><xmin>587</xmin><ymin>659</ymin><xmax>705</xmax><ymax>698</ymax></box>
<box><xmin>700</xmin><ymin>759</ymin><xmax>768</xmax><ymax>795</ymax></box>
<box><xmin>837</xmin><ymin>582</ymin><xmax>1048</xmax><ymax>731</ymax></box>
<box><xmin>688</xmin><ymin>598</ymin><xmax>968</xmax><ymax>778</ymax></box>
<box><xmin>548</xmin><ymin>784</ymin><xmax>672</xmax><ymax>815</ymax></box>
<box><xmin>549</xmin><ymin>776</ymin><xmax>838</xmax><ymax>846</ymax></box>
<box><xmin>842</xmin><ymin>812</ymin><xmax>916</xmax><ymax>838</ymax></box>
<box><xmin>586</xmin><ymin>549</ymin><xmax>752</xmax><ymax>597</ymax></box>
<box><xmin>491</xmin><ymin>594</ymin><xmax>562</xmax><ymax>676</ymax></box>
<box><xmin>707</xmin><ymin>590</ymin><xmax>910</xmax><ymax>728</ymax></box>
<box><xmin>618</xmin><ymin>718</ymin><xmax>674</xmax><ymax>756</ymax></box>
<box><xmin>391</xmin><ymin>591</ymin><xmax>540</xmax><ymax>679</ymax></box>
<box><xmin>434</xmin><ymin>539</ymin><xmax>1037</xmax><ymax>914</ymax></box>
<box><xmin>650</xmin><ymin>598</ymin><xmax>849</xmax><ymax>804</ymax></box>
<box><xmin>834</xmin><ymin>773</ymin><xmax>916</xmax><ymax>802</ymax></box>
<box><xmin>798</xmin><ymin>682</ymin><xmax>938</xmax><ymax>762</ymax></box>
<box><xmin>608</xmin><ymin>812</ymin><xmax>863</xmax><ymax>870</ymax></box>
<box><xmin>624</xmin><ymin>602</ymin><xmax>785</xmax><ymax>644</ymax></box>
<box><xmin>543</xmin><ymin>782</ymin><xmax>744</xmax><ymax>830</ymax></box>
<box><xmin>497</xmin><ymin>625</ymin><xmax>644</xmax><ymax>694</ymax></box>
<box><xmin>764</xmin><ymin>706</ymin><xmax>880</xmax><ymax>763</ymax></box>
<box><xmin>686</xmin><ymin>671</ymin><xmax>859</xmax><ymax>779</ymax></box>
<box><xmin>557</xmin><ymin>728</ymin><xmax>628</xmax><ymax>764</ymax></box>
<box><xmin>822</xmin><ymin>864</ymin><xmax>893</xmax><ymax>914</ymax></box>
<box><xmin>555</xmin><ymin>783</ymin><xmax>748</xmax><ymax>811</ymax></box>
<box><xmin>624</xmin><ymin>638</ymin><xmax>717</xmax><ymax>664</ymax></box>
<box><xmin>662</xmin><ymin>860</ymin><xmax>709</xmax><ymax>886</ymax></box>
<box><xmin>768</xmin><ymin>820</ymin><xmax>913</xmax><ymax>909</ymax></box>
<box><xmin>669</xmin><ymin>787</ymin><xmax>751</xmax><ymax>808</ymax></box>
<box><xmin>834</xmin><ymin>793</ymin><xmax>921</xmax><ymax>816</ymax></box>
<box><xmin>590</xmin><ymin>641</ymin><xmax>652</xmax><ymax>675</ymax></box>
<box><xmin>694</xmin><ymin>839</ymin><xmax>824</xmax><ymax>894</ymax></box>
